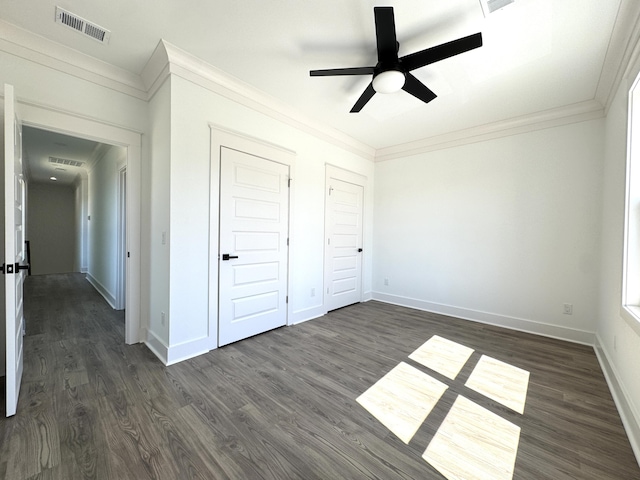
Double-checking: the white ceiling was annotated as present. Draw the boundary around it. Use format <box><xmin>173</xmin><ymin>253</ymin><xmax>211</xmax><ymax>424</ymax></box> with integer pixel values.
<box><xmin>22</xmin><ymin>127</ymin><xmax>103</xmax><ymax>185</ymax></box>
<box><xmin>0</xmin><ymin>0</ymin><xmax>625</xmax><ymax>153</ymax></box>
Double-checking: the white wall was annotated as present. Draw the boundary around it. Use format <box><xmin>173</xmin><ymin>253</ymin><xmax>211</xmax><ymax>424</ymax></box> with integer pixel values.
<box><xmin>147</xmin><ymin>78</ymin><xmax>171</xmax><ymax>348</ymax></box>
<box><xmin>147</xmin><ymin>73</ymin><xmax>374</xmax><ymax>363</ymax></box>
<box><xmin>0</xmin><ymin>50</ymin><xmax>148</xmax><ymax>134</ymax></box>
<box><xmin>373</xmin><ymin>119</ymin><xmax>605</xmax><ymax>343</ymax></box>
<box><xmin>73</xmin><ymin>174</ymin><xmax>88</xmax><ymax>273</ymax></box>
<box><xmin>27</xmin><ymin>182</ymin><xmax>76</xmax><ymax>275</ymax></box>
<box><xmin>87</xmin><ymin>145</ymin><xmax>126</xmax><ymax>307</ymax></box>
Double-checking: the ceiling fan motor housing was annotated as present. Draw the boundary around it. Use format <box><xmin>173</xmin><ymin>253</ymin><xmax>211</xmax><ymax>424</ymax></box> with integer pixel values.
<box><xmin>372</xmin><ymin>70</ymin><xmax>406</xmax><ymax>93</ymax></box>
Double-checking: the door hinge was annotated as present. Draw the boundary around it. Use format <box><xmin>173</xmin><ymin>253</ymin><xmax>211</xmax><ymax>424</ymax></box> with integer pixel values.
<box><xmin>329</xmin><ymin>186</ymin><xmax>333</xmax><ymax>196</ymax></box>
<box><xmin>287</xmin><ymin>238</ymin><xmax>289</xmax><ymax>246</ymax></box>
<box><xmin>127</xmin><ymin>252</ymin><xmax>130</xmax><ymax>258</ymax></box>
<box><xmin>288</xmin><ymin>178</ymin><xmax>291</xmax><ymax>188</ymax></box>
<box><xmin>286</xmin><ymin>296</ymin><xmax>289</xmax><ymax>303</ymax></box>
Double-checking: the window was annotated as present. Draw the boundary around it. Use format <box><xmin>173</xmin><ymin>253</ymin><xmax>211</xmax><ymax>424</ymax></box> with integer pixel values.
<box><xmin>621</xmin><ymin>71</ymin><xmax>640</xmax><ymax>335</ymax></box>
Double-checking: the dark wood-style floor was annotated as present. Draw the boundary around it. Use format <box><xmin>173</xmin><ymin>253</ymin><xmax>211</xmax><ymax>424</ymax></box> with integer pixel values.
<box><xmin>1</xmin><ymin>273</ymin><xmax>639</xmax><ymax>479</ymax></box>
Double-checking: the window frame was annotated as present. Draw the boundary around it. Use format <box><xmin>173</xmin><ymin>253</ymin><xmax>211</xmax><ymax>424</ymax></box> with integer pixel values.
<box><xmin>621</xmin><ymin>71</ymin><xmax>640</xmax><ymax>337</ymax></box>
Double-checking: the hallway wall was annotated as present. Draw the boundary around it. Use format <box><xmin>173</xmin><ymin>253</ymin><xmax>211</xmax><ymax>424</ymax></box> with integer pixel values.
<box><xmin>27</xmin><ymin>182</ymin><xmax>77</xmax><ymax>275</ymax></box>
<box><xmin>87</xmin><ymin>145</ymin><xmax>126</xmax><ymax>307</ymax></box>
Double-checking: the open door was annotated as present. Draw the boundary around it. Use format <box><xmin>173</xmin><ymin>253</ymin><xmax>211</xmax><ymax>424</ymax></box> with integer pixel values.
<box><xmin>4</xmin><ymin>84</ymin><xmax>26</xmax><ymax>417</ymax></box>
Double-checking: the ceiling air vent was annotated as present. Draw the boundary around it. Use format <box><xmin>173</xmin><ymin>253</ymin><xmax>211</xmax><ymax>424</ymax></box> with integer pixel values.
<box><xmin>55</xmin><ymin>6</ymin><xmax>111</xmax><ymax>44</ymax></box>
<box><xmin>49</xmin><ymin>157</ymin><xmax>85</xmax><ymax>168</ymax></box>
<box><xmin>480</xmin><ymin>0</ymin><xmax>515</xmax><ymax>16</ymax></box>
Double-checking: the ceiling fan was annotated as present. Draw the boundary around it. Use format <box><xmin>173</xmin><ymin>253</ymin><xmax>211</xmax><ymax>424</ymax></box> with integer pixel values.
<box><xmin>310</xmin><ymin>6</ymin><xmax>483</xmax><ymax>113</ymax></box>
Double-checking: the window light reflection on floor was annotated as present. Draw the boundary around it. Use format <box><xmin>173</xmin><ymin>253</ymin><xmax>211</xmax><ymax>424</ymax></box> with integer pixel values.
<box><xmin>356</xmin><ymin>336</ymin><xmax>530</xmax><ymax>480</ymax></box>
<box><xmin>409</xmin><ymin>335</ymin><xmax>475</xmax><ymax>380</ymax></box>
<box><xmin>356</xmin><ymin>362</ymin><xmax>448</xmax><ymax>444</ymax></box>
<box><xmin>465</xmin><ymin>354</ymin><xmax>530</xmax><ymax>414</ymax></box>
<box><xmin>423</xmin><ymin>395</ymin><xmax>521</xmax><ymax>480</ymax></box>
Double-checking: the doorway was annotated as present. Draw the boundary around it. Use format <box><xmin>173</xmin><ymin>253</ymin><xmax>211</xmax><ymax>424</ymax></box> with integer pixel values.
<box><xmin>3</xmin><ymin>87</ymin><xmax>141</xmax><ymax>418</ymax></box>
<box><xmin>23</xmin><ymin>127</ymin><xmax>127</xmax><ymax>311</ymax></box>
<box><xmin>15</xmin><ymin>100</ymin><xmax>141</xmax><ymax>344</ymax></box>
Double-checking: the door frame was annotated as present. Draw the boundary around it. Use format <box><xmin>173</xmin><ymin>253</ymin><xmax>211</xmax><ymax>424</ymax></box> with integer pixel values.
<box><xmin>116</xmin><ymin>166</ymin><xmax>127</xmax><ymax>310</ymax></box>
<box><xmin>324</xmin><ymin>164</ymin><xmax>367</xmax><ymax>314</ymax></box>
<box><xmin>18</xmin><ymin>99</ymin><xmax>143</xmax><ymax>344</ymax></box>
<box><xmin>209</xmin><ymin>125</ymin><xmax>296</xmax><ymax>349</ymax></box>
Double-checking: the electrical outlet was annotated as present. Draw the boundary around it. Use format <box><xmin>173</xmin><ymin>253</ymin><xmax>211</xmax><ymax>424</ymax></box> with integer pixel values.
<box><xmin>563</xmin><ymin>303</ymin><xmax>573</xmax><ymax>315</ymax></box>
<box><xmin>161</xmin><ymin>311</ymin><xmax>166</xmax><ymax>326</ymax></box>
<box><xmin>384</xmin><ymin>278</ymin><xmax>389</xmax><ymax>286</ymax></box>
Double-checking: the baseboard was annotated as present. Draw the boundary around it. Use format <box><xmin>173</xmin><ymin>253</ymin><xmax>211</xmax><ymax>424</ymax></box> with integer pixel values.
<box><xmin>85</xmin><ymin>273</ymin><xmax>116</xmax><ymax>309</ymax></box>
<box><xmin>165</xmin><ymin>336</ymin><xmax>214</xmax><ymax>366</ymax></box>
<box><xmin>291</xmin><ymin>305</ymin><xmax>326</xmax><ymax>325</ymax></box>
<box><xmin>594</xmin><ymin>334</ymin><xmax>640</xmax><ymax>466</ymax></box>
<box><xmin>146</xmin><ymin>330</ymin><xmax>215</xmax><ymax>366</ymax></box>
<box><xmin>372</xmin><ymin>292</ymin><xmax>596</xmax><ymax>345</ymax></box>
<box><xmin>145</xmin><ymin>329</ymin><xmax>168</xmax><ymax>365</ymax></box>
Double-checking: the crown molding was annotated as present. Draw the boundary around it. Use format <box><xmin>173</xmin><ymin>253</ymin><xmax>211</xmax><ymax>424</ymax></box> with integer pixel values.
<box><xmin>596</xmin><ymin>0</ymin><xmax>640</xmax><ymax>113</ymax></box>
<box><xmin>141</xmin><ymin>40</ymin><xmax>171</xmax><ymax>99</ymax></box>
<box><xmin>143</xmin><ymin>41</ymin><xmax>376</xmax><ymax>161</ymax></box>
<box><xmin>2</xmin><ymin>19</ymin><xmax>631</xmax><ymax>163</ymax></box>
<box><xmin>0</xmin><ymin>19</ymin><xmax>147</xmax><ymax>100</ymax></box>
<box><xmin>375</xmin><ymin>100</ymin><xmax>605</xmax><ymax>162</ymax></box>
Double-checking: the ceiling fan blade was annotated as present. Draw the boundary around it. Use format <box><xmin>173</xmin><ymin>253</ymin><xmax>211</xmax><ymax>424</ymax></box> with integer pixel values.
<box><xmin>400</xmin><ymin>32</ymin><xmax>482</xmax><ymax>71</ymax></box>
<box><xmin>374</xmin><ymin>6</ymin><xmax>399</xmax><ymax>64</ymax></box>
<box><xmin>350</xmin><ymin>83</ymin><xmax>376</xmax><ymax>113</ymax></box>
<box><xmin>402</xmin><ymin>73</ymin><xmax>437</xmax><ymax>104</ymax></box>
<box><xmin>310</xmin><ymin>66</ymin><xmax>375</xmax><ymax>76</ymax></box>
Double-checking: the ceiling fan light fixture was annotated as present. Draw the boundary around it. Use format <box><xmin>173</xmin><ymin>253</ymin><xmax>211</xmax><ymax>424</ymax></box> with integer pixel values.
<box><xmin>372</xmin><ymin>70</ymin><xmax>405</xmax><ymax>94</ymax></box>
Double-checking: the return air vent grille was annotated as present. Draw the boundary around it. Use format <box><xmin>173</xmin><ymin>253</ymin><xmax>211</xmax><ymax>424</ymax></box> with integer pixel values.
<box><xmin>55</xmin><ymin>6</ymin><xmax>111</xmax><ymax>44</ymax></box>
<box><xmin>49</xmin><ymin>157</ymin><xmax>85</xmax><ymax>168</ymax></box>
<box><xmin>480</xmin><ymin>0</ymin><xmax>515</xmax><ymax>16</ymax></box>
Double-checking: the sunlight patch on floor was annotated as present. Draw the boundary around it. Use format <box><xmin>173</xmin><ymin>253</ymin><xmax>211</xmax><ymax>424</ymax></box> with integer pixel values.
<box><xmin>357</xmin><ymin>335</ymin><xmax>531</xmax><ymax>480</ymax></box>
<box><xmin>356</xmin><ymin>361</ymin><xmax>449</xmax><ymax>444</ymax></box>
<box><xmin>408</xmin><ymin>335</ymin><xmax>474</xmax><ymax>380</ymax></box>
<box><xmin>423</xmin><ymin>395</ymin><xmax>521</xmax><ymax>480</ymax></box>
<box><xmin>465</xmin><ymin>355</ymin><xmax>530</xmax><ymax>414</ymax></box>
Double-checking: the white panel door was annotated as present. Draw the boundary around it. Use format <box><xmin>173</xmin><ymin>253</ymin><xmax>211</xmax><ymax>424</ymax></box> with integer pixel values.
<box><xmin>218</xmin><ymin>147</ymin><xmax>289</xmax><ymax>346</ymax></box>
<box><xmin>4</xmin><ymin>84</ymin><xmax>26</xmax><ymax>417</ymax></box>
<box><xmin>324</xmin><ymin>175</ymin><xmax>364</xmax><ymax>312</ymax></box>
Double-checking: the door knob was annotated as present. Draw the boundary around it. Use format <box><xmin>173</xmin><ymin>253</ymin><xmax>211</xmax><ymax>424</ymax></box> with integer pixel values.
<box><xmin>222</xmin><ymin>254</ymin><xmax>239</xmax><ymax>261</ymax></box>
<box><xmin>358</xmin><ymin>248</ymin><xmax>363</xmax><ymax>252</ymax></box>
